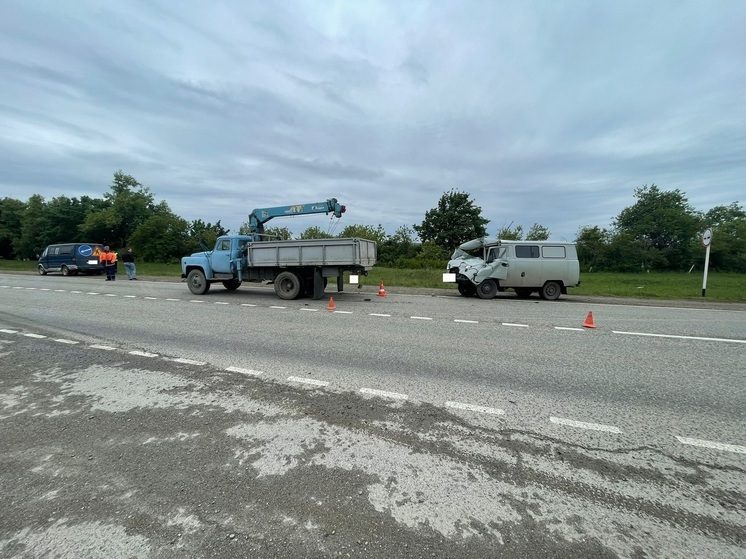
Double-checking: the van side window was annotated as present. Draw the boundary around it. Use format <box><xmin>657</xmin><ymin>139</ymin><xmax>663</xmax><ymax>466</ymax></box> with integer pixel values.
<box><xmin>542</xmin><ymin>246</ymin><xmax>566</xmax><ymax>258</ymax></box>
<box><xmin>59</xmin><ymin>245</ymin><xmax>74</xmax><ymax>255</ymax></box>
<box><xmin>515</xmin><ymin>245</ymin><xmax>539</xmax><ymax>258</ymax></box>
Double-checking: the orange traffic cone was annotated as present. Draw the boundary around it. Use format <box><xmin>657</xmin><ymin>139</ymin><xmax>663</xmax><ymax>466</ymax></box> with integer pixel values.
<box><xmin>326</xmin><ymin>296</ymin><xmax>337</xmax><ymax>311</ymax></box>
<box><xmin>582</xmin><ymin>311</ymin><xmax>596</xmax><ymax>329</ymax></box>
<box><xmin>377</xmin><ymin>282</ymin><xmax>387</xmax><ymax>297</ymax></box>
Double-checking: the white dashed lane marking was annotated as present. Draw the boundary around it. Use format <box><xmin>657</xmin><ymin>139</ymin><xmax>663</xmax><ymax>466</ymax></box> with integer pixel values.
<box><xmin>226</xmin><ymin>366</ymin><xmax>263</xmax><ymax>376</ymax></box>
<box><xmin>190</xmin><ymin>300</ymin><xmax>205</xmax><ymax>303</ymax></box>
<box><xmin>360</xmin><ymin>387</ymin><xmax>408</xmax><ymax>400</ymax></box>
<box><xmin>70</xmin><ymin>291</ymin><xmax>82</xmax><ymax>294</ymax></box>
<box><xmin>214</xmin><ymin>302</ymin><xmax>229</xmax><ymax>305</ymax></box>
<box><xmin>166</xmin><ymin>298</ymin><xmax>181</xmax><ymax>301</ymax></box>
<box><xmin>129</xmin><ymin>350</ymin><xmax>159</xmax><ymax>358</ymax></box>
<box><xmin>104</xmin><ymin>294</ymin><xmax>117</xmax><ymax>297</ymax></box>
<box><xmin>241</xmin><ymin>303</ymin><xmax>257</xmax><ymax>307</ymax></box>
<box><xmin>550</xmin><ymin>416</ymin><xmax>622</xmax><ymax>434</ymax></box>
<box><xmin>454</xmin><ymin>319</ymin><xmax>478</xmax><ymax>324</ymax></box>
<box><xmin>555</xmin><ymin>326</ymin><xmax>585</xmax><ymax>332</ymax></box>
<box><xmin>300</xmin><ymin>308</ymin><xmax>318</xmax><ymax>312</ymax></box>
<box><xmin>90</xmin><ymin>344</ymin><xmax>117</xmax><ymax>351</ymax></box>
<box><xmin>144</xmin><ymin>296</ymin><xmax>158</xmax><ymax>300</ymax></box>
<box><xmin>676</xmin><ymin>436</ymin><xmax>746</xmax><ymax>454</ymax></box>
<box><xmin>166</xmin><ymin>357</ymin><xmax>206</xmax><ymax>366</ymax></box>
<box><xmin>369</xmin><ymin>313</ymin><xmax>391</xmax><ymax>317</ymax></box>
<box><xmin>613</xmin><ymin>330</ymin><xmax>746</xmax><ymax>344</ymax></box>
<box><xmin>54</xmin><ymin>289</ymin><xmax>66</xmax><ymax>292</ymax></box>
<box><xmin>39</xmin><ymin>288</ymin><xmax>50</xmax><ymax>291</ymax></box>
<box><xmin>502</xmin><ymin>322</ymin><xmax>529</xmax><ymax>328</ymax></box>
<box><xmin>333</xmin><ymin>311</ymin><xmax>353</xmax><ymax>314</ymax></box>
<box><xmin>410</xmin><ymin>316</ymin><xmax>433</xmax><ymax>320</ymax></box>
<box><xmin>12</xmin><ymin>286</ymin><xmax>23</xmax><ymax>289</ymax></box>
<box><xmin>24</xmin><ymin>287</ymin><xmax>36</xmax><ymax>290</ymax></box>
<box><xmin>445</xmin><ymin>401</ymin><xmax>505</xmax><ymax>415</ymax></box>
<box><xmin>22</xmin><ymin>333</ymin><xmax>46</xmax><ymax>339</ymax></box>
<box><xmin>0</xmin><ymin>329</ymin><xmax>19</xmax><ymax>334</ymax></box>
<box><xmin>288</xmin><ymin>376</ymin><xmax>329</xmax><ymax>387</ymax></box>
<box><xmin>86</xmin><ymin>292</ymin><xmax>99</xmax><ymax>295</ymax></box>
<box><xmin>270</xmin><ymin>305</ymin><xmax>287</xmax><ymax>309</ymax></box>
<box><xmin>53</xmin><ymin>339</ymin><xmax>78</xmax><ymax>345</ymax></box>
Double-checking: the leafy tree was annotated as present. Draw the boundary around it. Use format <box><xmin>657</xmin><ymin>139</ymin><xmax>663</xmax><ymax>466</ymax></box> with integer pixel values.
<box><xmin>704</xmin><ymin>202</ymin><xmax>746</xmax><ymax>271</ymax></box>
<box><xmin>262</xmin><ymin>226</ymin><xmax>292</xmax><ymax>240</ymax></box>
<box><xmin>299</xmin><ymin>226</ymin><xmax>333</xmax><ymax>240</ymax></box>
<box><xmin>0</xmin><ymin>198</ymin><xmax>25</xmax><ymax>259</ymax></box>
<box><xmin>16</xmin><ymin>195</ymin><xmax>52</xmax><ymax>259</ymax></box>
<box><xmin>614</xmin><ymin>184</ymin><xmax>701</xmax><ymax>270</ymax></box>
<box><xmin>189</xmin><ymin>219</ymin><xmax>228</xmax><ymax>251</ymax></box>
<box><xmin>575</xmin><ymin>226</ymin><xmax>611</xmax><ymax>272</ymax></box>
<box><xmin>497</xmin><ymin>224</ymin><xmax>523</xmax><ymax>240</ymax></box>
<box><xmin>526</xmin><ymin>223</ymin><xmax>550</xmax><ymax>241</ymax></box>
<box><xmin>129</xmin><ymin>212</ymin><xmax>190</xmax><ymax>262</ymax></box>
<box><xmin>378</xmin><ymin>225</ymin><xmax>418</xmax><ymax>267</ymax></box>
<box><xmin>338</xmin><ymin>224</ymin><xmax>387</xmax><ymax>245</ymax></box>
<box><xmin>414</xmin><ymin>190</ymin><xmax>489</xmax><ymax>251</ymax></box>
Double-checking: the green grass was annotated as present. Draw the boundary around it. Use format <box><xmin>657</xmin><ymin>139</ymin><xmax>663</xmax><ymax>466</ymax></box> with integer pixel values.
<box><xmin>2</xmin><ymin>259</ymin><xmax>743</xmax><ymax>301</ymax></box>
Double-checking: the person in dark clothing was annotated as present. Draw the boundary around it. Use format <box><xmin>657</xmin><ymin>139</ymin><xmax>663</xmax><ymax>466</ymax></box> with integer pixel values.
<box><xmin>122</xmin><ymin>248</ymin><xmax>137</xmax><ymax>280</ymax></box>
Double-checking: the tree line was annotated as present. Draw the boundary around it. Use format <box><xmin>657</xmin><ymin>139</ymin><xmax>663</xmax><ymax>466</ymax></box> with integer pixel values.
<box><xmin>0</xmin><ymin>172</ymin><xmax>743</xmax><ymax>271</ymax></box>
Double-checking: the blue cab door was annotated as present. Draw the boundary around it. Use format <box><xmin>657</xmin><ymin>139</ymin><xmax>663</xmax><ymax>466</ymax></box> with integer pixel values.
<box><xmin>211</xmin><ymin>238</ymin><xmax>233</xmax><ymax>274</ymax></box>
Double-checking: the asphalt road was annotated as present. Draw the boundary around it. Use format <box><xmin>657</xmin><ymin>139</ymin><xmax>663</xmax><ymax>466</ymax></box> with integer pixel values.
<box><xmin>1</xmin><ymin>272</ymin><xmax>744</xmax><ymax>558</ymax></box>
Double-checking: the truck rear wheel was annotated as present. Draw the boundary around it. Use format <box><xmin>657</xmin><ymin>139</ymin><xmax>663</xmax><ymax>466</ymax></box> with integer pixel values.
<box><xmin>457</xmin><ymin>283</ymin><xmax>476</xmax><ymax>297</ymax></box>
<box><xmin>275</xmin><ymin>271</ymin><xmax>301</xmax><ymax>300</ymax></box>
<box><xmin>476</xmin><ymin>279</ymin><xmax>498</xmax><ymax>299</ymax></box>
<box><xmin>540</xmin><ymin>281</ymin><xmax>561</xmax><ymax>301</ymax></box>
<box><xmin>187</xmin><ymin>269</ymin><xmax>210</xmax><ymax>295</ymax></box>
<box><xmin>222</xmin><ymin>279</ymin><xmax>242</xmax><ymax>291</ymax></box>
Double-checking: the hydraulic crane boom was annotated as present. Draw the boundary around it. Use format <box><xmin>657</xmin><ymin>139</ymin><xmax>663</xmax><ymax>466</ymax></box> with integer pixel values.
<box><xmin>247</xmin><ymin>198</ymin><xmax>346</xmax><ymax>239</ymax></box>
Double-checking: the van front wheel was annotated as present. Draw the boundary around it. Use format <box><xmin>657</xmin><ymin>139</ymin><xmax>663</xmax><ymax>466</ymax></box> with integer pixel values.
<box><xmin>540</xmin><ymin>281</ymin><xmax>562</xmax><ymax>301</ymax></box>
<box><xmin>38</xmin><ymin>265</ymin><xmax>47</xmax><ymax>276</ymax></box>
<box><xmin>476</xmin><ymin>279</ymin><xmax>498</xmax><ymax>299</ymax></box>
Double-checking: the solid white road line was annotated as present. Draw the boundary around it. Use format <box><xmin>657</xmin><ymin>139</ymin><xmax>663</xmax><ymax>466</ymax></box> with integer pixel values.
<box><xmin>167</xmin><ymin>357</ymin><xmax>206</xmax><ymax>366</ymax></box>
<box><xmin>241</xmin><ymin>303</ymin><xmax>257</xmax><ymax>307</ymax></box>
<box><xmin>90</xmin><ymin>344</ymin><xmax>117</xmax><ymax>351</ymax></box>
<box><xmin>0</xmin><ymin>329</ymin><xmax>18</xmax><ymax>334</ymax></box>
<box><xmin>270</xmin><ymin>305</ymin><xmax>287</xmax><ymax>309</ymax></box>
<box><xmin>676</xmin><ymin>436</ymin><xmax>746</xmax><ymax>454</ymax></box>
<box><xmin>360</xmin><ymin>387</ymin><xmax>408</xmax><ymax>400</ymax></box>
<box><xmin>410</xmin><ymin>316</ymin><xmax>433</xmax><ymax>320</ymax></box>
<box><xmin>369</xmin><ymin>313</ymin><xmax>391</xmax><ymax>317</ymax></box>
<box><xmin>53</xmin><ymin>339</ymin><xmax>78</xmax><ymax>345</ymax></box>
<box><xmin>22</xmin><ymin>333</ymin><xmax>46</xmax><ymax>339</ymax></box>
<box><xmin>445</xmin><ymin>401</ymin><xmax>505</xmax><ymax>415</ymax></box>
<box><xmin>502</xmin><ymin>322</ymin><xmax>529</xmax><ymax>328</ymax></box>
<box><xmin>333</xmin><ymin>310</ymin><xmax>353</xmax><ymax>314</ymax></box>
<box><xmin>550</xmin><ymin>416</ymin><xmax>622</xmax><ymax>434</ymax></box>
<box><xmin>555</xmin><ymin>326</ymin><xmax>585</xmax><ymax>332</ymax></box>
<box><xmin>288</xmin><ymin>376</ymin><xmax>329</xmax><ymax>387</ymax></box>
<box><xmin>129</xmin><ymin>350</ymin><xmax>158</xmax><ymax>358</ymax></box>
<box><xmin>454</xmin><ymin>319</ymin><xmax>478</xmax><ymax>324</ymax></box>
<box><xmin>613</xmin><ymin>330</ymin><xmax>746</xmax><ymax>344</ymax></box>
<box><xmin>226</xmin><ymin>366</ymin><xmax>263</xmax><ymax>376</ymax></box>
<box><xmin>300</xmin><ymin>308</ymin><xmax>318</xmax><ymax>312</ymax></box>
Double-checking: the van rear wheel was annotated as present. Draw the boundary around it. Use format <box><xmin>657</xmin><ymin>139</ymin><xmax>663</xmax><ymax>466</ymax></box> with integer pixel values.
<box><xmin>476</xmin><ymin>279</ymin><xmax>498</xmax><ymax>299</ymax></box>
<box><xmin>61</xmin><ymin>265</ymin><xmax>70</xmax><ymax>276</ymax></box>
<box><xmin>540</xmin><ymin>281</ymin><xmax>561</xmax><ymax>300</ymax></box>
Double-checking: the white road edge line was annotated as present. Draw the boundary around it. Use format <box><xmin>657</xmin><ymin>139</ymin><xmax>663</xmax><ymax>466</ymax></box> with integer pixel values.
<box><xmin>288</xmin><ymin>376</ymin><xmax>329</xmax><ymax>387</ymax></box>
<box><xmin>0</xmin><ymin>329</ymin><xmax>19</xmax><ymax>334</ymax></box>
<box><xmin>360</xmin><ymin>387</ymin><xmax>408</xmax><ymax>400</ymax></box>
<box><xmin>410</xmin><ymin>316</ymin><xmax>433</xmax><ymax>320</ymax></box>
<box><xmin>369</xmin><ymin>313</ymin><xmax>391</xmax><ymax>317</ymax></box>
<box><xmin>167</xmin><ymin>357</ymin><xmax>206</xmax><ymax>366</ymax></box>
<box><xmin>445</xmin><ymin>401</ymin><xmax>505</xmax><ymax>415</ymax></box>
<box><xmin>90</xmin><ymin>344</ymin><xmax>117</xmax><ymax>351</ymax></box>
<box><xmin>502</xmin><ymin>322</ymin><xmax>529</xmax><ymax>328</ymax></box>
<box><xmin>53</xmin><ymin>339</ymin><xmax>79</xmax><ymax>345</ymax></box>
<box><xmin>613</xmin><ymin>330</ymin><xmax>746</xmax><ymax>344</ymax></box>
<box><xmin>454</xmin><ymin>319</ymin><xmax>478</xmax><ymax>324</ymax></box>
<box><xmin>550</xmin><ymin>416</ymin><xmax>622</xmax><ymax>434</ymax></box>
<box><xmin>555</xmin><ymin>326</ymin><xmax>585</xmax><ymax>332</ymax></box>
<box><xmin>129</xmin><ymin>350</ymin><xmax>159</xmax><ymax>358</ymax></box>
<box><xmin>676</xmin><ymin>436</ymin><xmax>746</xmax><ymax>454</ymax></box>
<box><xmin>22</xmin><ymin>333</ymin><xmax>46</xmax><ymax>339</ymax></box>
<box><xmin>226</xmin><ymin>366</ymin><xmax>263</xmax><ymax>376</ymax></box>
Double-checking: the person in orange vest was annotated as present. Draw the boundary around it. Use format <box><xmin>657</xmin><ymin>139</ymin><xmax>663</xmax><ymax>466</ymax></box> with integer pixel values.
<box><xmin>102</xmin><ymin>246</ymin><xmax>117</xmax><ymax>281</ymax></box>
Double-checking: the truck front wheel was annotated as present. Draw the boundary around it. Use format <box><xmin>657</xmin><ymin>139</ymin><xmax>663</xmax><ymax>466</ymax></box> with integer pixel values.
<box><xmin>187</xmin><ymin>269</ymin><xmax>211</xmax><ymax>295</ymax></box>
<box><xmin>222</xmin><ymin>279</ymin><xmax>242</xmax><ymax>291</ymax></box>
<box><xmin>457</xmin><ymin>283</ymin><xmax>476</xmax><ymax>297</ymax></box>
<box><xmin>476</xmin><ymin>279</ymin><xmax>498</xmax><ymax>299</ymax></box>
<box><xmin>275</xmin><ymin>271</ymin><xmax>301</xmax><ymax>300</ymax></box>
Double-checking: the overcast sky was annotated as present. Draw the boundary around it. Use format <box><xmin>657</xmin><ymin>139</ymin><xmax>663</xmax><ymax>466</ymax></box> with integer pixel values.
<box><xmin>1</xmin><ymin>0</ymin><xmax>744</xmax><ymax>240</ymax></box>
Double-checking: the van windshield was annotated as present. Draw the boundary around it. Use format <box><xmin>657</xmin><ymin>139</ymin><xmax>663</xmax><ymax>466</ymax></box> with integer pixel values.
<box><xmin>452</xmin><ymin>247</ymin><xmax>483</xmax><ymax>259</ymax></box>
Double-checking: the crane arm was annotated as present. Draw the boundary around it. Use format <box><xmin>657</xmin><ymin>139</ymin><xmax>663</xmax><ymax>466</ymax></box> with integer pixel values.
<box><xmin>247</xmin><ymin>198</ymin><xmax>346</xmax><ymax>237</ymax></box>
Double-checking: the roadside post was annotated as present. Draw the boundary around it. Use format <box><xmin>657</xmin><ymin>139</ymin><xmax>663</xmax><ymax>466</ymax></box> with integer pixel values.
<box><xmin>701</xmin><ymin>228</ymin><xmax>712</xmax><ymax>297</ymax></box>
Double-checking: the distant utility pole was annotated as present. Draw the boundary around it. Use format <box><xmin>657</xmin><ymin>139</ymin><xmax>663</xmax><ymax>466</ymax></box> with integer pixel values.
<box><xmin>701</xmin><ymin>228</ymin><xmax>712</xmax><ymax>297</ymax></box>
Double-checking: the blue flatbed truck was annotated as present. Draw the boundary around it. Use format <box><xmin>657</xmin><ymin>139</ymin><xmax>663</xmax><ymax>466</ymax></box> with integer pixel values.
<box><xmin>180</xmin><ymin>199</ymin><xmax>377</xmax><ymax>300</ymax></box>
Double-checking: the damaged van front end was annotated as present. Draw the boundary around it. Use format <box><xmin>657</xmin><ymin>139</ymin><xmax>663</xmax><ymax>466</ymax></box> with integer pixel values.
<box><xmin>446</xmin><ymin>238</ymin><xmax>508</xmax><ymax>299</ymax></box>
